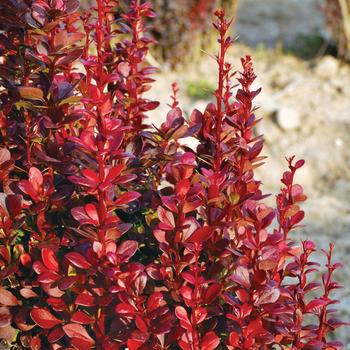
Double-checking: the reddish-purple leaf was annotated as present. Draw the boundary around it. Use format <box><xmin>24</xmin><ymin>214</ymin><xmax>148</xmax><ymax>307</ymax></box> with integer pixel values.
<box><xmin>63</xmin><ymin>323</ymin><xmax>95</xmax><ymax>346</ymax></box>
<box><xmin>116</xmin><ymin>240</ymin><xmax>138</xmax><ymax>263</ymax></box>
<box><xmin>305</xmin><ymin>299</ymin><xmax>328</xmax><ymax>313</ymax></box>
<box><xmin>28</xmin><ymin>167</ymin><xmax>43</xmax><ymax>192</ymax></box>
<box><xmin>157</xmin><ymin>206</ymin><xmax>175</xmax><ymax>230</ymax></box>
<box><xmin>230</xmin><ymin>266</ymin><xmax>250</xmax><ymax>288</ymax></box>
<box><xmin>255</xmin><ymin>286</ymin><xmax>280</xmax><ymax>305</ymax></box>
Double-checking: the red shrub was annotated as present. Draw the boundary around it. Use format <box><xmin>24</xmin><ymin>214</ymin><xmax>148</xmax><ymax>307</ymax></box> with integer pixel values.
<box><xmin>0</xmin><ymin>1</ymin><xmax>347</xmax><ymax>349</ymax></box>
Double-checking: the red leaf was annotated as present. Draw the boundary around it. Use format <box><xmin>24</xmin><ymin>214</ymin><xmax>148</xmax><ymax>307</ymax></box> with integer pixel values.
<box><xmin>127</xmin><ymin>339</ymin><xmax>144</xmax><ymax>350</ymax></box>
<box><xmin>201</xmin><ymin>331</ymin><xmax>220</xmax><ymax>350</ymax></box>
<box><xmin>204</xmin><ymin>283</ymin><xmax>222</xmax><ymax>304</ymax></box>
<box><xmin>71</xmin><ymin>337</ymin><xmax>95</xmax><ymax>350</ymax></box>
<box><xmin>71</xmin><ymin>311</ymin><xmax>94</xmax><ymax>324</ymax></box>
<box><xmin>116</xmin><ymin>240</ymin><xmax>138</xmax><ymax>263</ymax></box>
<box><xmin>63</xmin><ymin>323</ymin><xmax>95</xmax><ymax>347</ymax></box>
<box><xmin>157</xmin><ymin>206</ymin><xmax>175</xmax><ymax>230</ymax></box>
<box><xmin>30</xmin><ymin>308</ymin><xmax>62</xmax><ymax>329</ymax></box>
<box><xmin>135</xmin><ymin>315</ymin><xmax>148</xmax><ymax>333</ymax></box>
<box><xmin>146</xmin><ymin>292</ymin><xmax>164</xmax><ymax>312</ymax></box>
<box><xmin>65</xmin><ymin>252</ymin><xmax>91</xmax><ymax>269</ymax></box>
<box><xmin>85</xmin><ymin>203</ymin><xmax>99</xmax><ymax>223</ymax></box>
<box><xmin>176</xmin><ymin>179</ymin><xmax>191</xmax><ymax>197</ymax></box>
<box><xmin>186</xmin><ymin>226</ymin><xmax>213</xmax><ymax>243</ymax></box>
<box><xmin>75</xmin><ymin>293</ymin><xmax>95</xmax><ymax>307</ymax></box>
<box><xmin>0</xmin><ymin>288</ymin><xmax>19</xmax><ymax>306</ymax></box>
<box><xmin>114</xmin><ymin>191</ymin><xmax>141</xmax><ymax>206</ymax></box>
<box><xmin>175</xmin><ymin>306</ymin><xmax>192</xmax><ymax>331</ymax></box>
<box><xmin>30</xmin><ymin>335</ymin><xmax>41</xmax><ymax>350</ymax></box>
<box><xmin>41</xmin><ymin>248</ymin><xmax>59</xmax><ymax>272</ymax></box>
<box><xmin>105</xmin><ymin>164</ymin><xmax>124</xmax><ymax>183</ymax></box>
<box><xmin>115</xmin><ymin>303</ymin><xmax>135</xmax><ymax>314</ymax></box>
<box><xmin>37</xmin><ymin>270</ymin><xmax>60</xmax><ymax>283</ymax></box>
<box><xmin>48</xmin><ymin>327</ymin><xmax>65</xmax><ymax>343</ymax></box>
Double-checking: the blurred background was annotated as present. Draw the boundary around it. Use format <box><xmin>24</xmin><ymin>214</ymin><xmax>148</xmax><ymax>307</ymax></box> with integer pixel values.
<box><xmin>89</xmin><ymin>0</ymin><xmax>350</xmax><ymax>345</ymax></box>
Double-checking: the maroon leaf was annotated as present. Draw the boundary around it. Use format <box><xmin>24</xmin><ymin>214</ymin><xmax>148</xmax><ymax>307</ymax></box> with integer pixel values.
<box><xmin>5</xmin><ymin>194</ymin><xmax>22</xmax><ymax>217</ymax></box>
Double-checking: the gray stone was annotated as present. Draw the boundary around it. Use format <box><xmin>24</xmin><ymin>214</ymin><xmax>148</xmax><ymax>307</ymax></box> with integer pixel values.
<box><xmin>276</xmin><ymin>106</ymin><xmax>301</xmax><ymax>130</ymax></box>
<box><xmin>314</xmin><ymin>55</ymin><xmax>339</xmax><ymax>79</ymax></box>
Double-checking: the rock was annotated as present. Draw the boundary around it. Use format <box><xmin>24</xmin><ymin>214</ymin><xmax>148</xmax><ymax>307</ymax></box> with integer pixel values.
<box><xmin>275</xmin><ymin>106</ymin><xmax>301</xmax><ymax>130</ymax></box>
<box><xmin>235</xmin><ymin>0</ymin><xmax>326</xmax><ymax>47</ymax></box>
<box><xmin>314</xmin><ymin>55</ymin><xmax>339</xmax><ymax>79</ymax></box>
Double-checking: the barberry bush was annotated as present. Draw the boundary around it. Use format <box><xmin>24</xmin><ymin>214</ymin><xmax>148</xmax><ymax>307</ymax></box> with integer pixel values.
<box><xmin>0</xmin><ymin>0</ymin><xmax>346</xmax><ymax>349</ymax></box>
